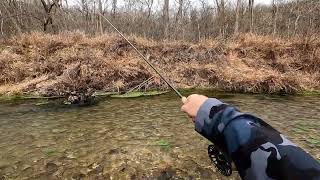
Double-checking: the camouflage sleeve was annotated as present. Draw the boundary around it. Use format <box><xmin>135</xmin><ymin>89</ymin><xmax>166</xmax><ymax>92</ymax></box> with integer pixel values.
<box><xmin>195</xmin><ymin>98</ymin><xmax>320</xmax><ymax>180</ymax></box>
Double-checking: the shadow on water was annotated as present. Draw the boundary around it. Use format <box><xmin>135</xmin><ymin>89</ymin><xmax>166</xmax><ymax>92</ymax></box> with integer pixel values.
<box><xmin>0</xmin><ymin>91</ymin><xmax>319</xmax><ymax>179</ymax></box>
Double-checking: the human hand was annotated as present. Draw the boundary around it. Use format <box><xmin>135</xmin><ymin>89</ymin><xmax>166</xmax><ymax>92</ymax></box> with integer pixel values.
<box><xmin>181</xmin><ymin>94</ymin><xmax>208</xmax><ymax>122</ymax></box>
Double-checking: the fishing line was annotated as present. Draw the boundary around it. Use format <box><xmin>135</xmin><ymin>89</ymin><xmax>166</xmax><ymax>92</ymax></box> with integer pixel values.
<box><xmin>98</xmin><ymin>12</ymin><xmax>186</xmax><ymax>102</ymax></box>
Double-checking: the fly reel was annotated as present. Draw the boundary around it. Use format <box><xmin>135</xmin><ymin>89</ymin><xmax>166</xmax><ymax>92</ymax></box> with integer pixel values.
<box><xmin>208</xmin><ymin>144</ymin><xmax>232</xmax><ymax>176</ymax></box>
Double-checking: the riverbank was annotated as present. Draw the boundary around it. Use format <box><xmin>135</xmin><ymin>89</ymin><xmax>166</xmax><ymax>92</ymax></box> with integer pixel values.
<box><xmin>0</xmin><ymin>32</ymin><xmax>319</xmax><ymax>97</ymax></box>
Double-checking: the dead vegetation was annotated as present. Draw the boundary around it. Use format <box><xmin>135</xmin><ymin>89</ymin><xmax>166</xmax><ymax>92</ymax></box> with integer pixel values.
<box><xmin>0</xmin><ymin>32</ymin><xmax>319</xmax><ymax>96</ymax></box>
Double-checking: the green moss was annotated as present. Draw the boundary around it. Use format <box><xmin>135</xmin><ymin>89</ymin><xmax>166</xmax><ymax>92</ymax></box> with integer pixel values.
<box><xmin>156</xmin><ymin>139</ymin><xmax>172</xmax><ymax>151</ymax></box>
<box><xmin>0</xmin><ymin>95</ymin><xmax>63</xmax><ymax>102</ymax></box>
<box><xmin>294</xmin><ymin>125</ymin><xmax>309</xmax><ymax>131</ymax></box>
<box><xmin>42</xmin><ymin>148</ymin><xmax>56</xmax><ymax>156</ymax></box>
<box><xmin>111</xmin><ymin>92</ymin><xmax>145</xmax><ymax>98</ymax></box>
<box><xmin>306</xmin><ymin>138</ymin><xmax>320</xmax><ymax>145</ymax></box>
<box><xmin>300</xmin><ymin>90</ymin><xmax>320</xmax><ymax>96</ymax></box>
<box><xmin>292</xmin><ymin>128</ymin><xmax>305</xmax><ymax>134</ymax></box>
<box><xmin>144</xmin><ymin>91</ymin><xmax>169</xmax><ymax>96</ymax></box>
<box><xmin>93</xmin><ymin>91</ymin><xmax>118</xmax><ymax>96</ymax></box>
<box><xmin>111</xmin><ymin>91</ymin><xmax>168</xmax><ymax>98</ymax></box>
<box><xmin>294</xmin><ymin>122</ymin><xmax>311</xmax><ymax>131</ymax></box>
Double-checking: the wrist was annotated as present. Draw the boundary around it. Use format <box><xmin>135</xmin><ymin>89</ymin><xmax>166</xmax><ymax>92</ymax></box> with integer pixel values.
<box><xmin>195</xmin><ymin>98</ymin><xmax>224</xmax><ymax>133</ymax></box>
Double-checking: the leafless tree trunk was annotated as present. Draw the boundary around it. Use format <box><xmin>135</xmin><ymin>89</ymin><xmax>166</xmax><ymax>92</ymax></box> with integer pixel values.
<box><xmin>93</xmin><ymin>1</ymin><xmax>97</xmax><ymax>33</ymax></box>
<box><xmin>221</xmin><ymin>0</ymin><xmax>225</xmax><ymax>36</ymax></box>
<box><xmin>163</xmin><ymin>0</ymin><xmax>169</xmax><ymax>39</ymax></box>
<box><xmin>139</xmin><ymin>0</ymin><xmax>154</xmax><ymax>19</ymax></box>
<box><xmin>0</xmin><ymin>10</ymin><xmax>3</xmax><ymax>36</ymax></box>
<box><xmin>249</xmin><ymin>0</ymin><xmax>254</xmax><ymax>33</ymax></box>
<box><xmin>145</xmin><ymin>0</ymin><xmax>154</xmax><ymax>18</ymax></box>
<box><xmin>112</xmin><ymin>0</ymin><xmax>117</xmax><ymax>18</ymax></box>
<box><xmin>0</xmin><ymin>1</ymin><xmax>22</xmax><ymax>34</ymax></box>
<box><xmin>40</xmin><ymin>0</ymin><xmax>59</xmax><ymax>32</ymax></box>
<box><xmin>293</xmin><ymin>1</ymin><xmax>301</xmax><ymax>36</ymax></box>
<box><xmin>287</xmin><ymin>18</ymin><xmax>291</xmax><ymax>38</ymax></box>
<box><xmin>176</xmin><ymin>0</ymin><xmax>183</xmax><ymax>23</ymax></box>
<box><xmin>65</xmin><ymin>0</ymin><xmax>68</xmax><ymax>8</ymax></box>
<box><xmin>272</xmin><ymin>0</ymin><xmax>278</xmax><ymax>36</ymax></box>
<box><xmin>198</xmin><ymin>23</ymin><xmax>201</xmax><ymax>42</ymax></box>
<box><xmin>16</xmin><ymin>1</ymin><xmax>22</xmax><ymax>30</ymax></box>
<box><xmin>98</xmin><ymin>0</ymin><xmax>103</xmax><ymax>34</ymax></box>
<box><xmin>215</xmin><ymin>0</ymin><xmax>226</xmax><ymax>38</ymax></box>
<box><xmin>234</xmin><ymin>0</ymin><xmax>241</xmax><ymax>36</ymax></box>
<box><xmin>294</xmin><ymin>15</ymin><xmax>300</xmax><ymax>35</ymax></box>
<box><xmin>80</xmin><ymin>0</ymin><xmax>89</xmax><ymax>33</ymax></box>
<box><xmin>148</xmin><ymin>0</ymin><xmax>154</xmax><ymax>18</ymax></box>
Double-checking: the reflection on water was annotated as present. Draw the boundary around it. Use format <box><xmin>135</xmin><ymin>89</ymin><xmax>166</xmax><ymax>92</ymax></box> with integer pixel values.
<box><xmin>0</xmin><ymin>91</ymin><xmax>319</xmax><ymax>179</ymax></box>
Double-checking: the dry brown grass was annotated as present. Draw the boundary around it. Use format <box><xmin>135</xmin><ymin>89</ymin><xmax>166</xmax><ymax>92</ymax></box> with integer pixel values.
<box><xmin>0</xmin><ymin>32</ymin><xmax>319</xmax><ymax>96</ymax></box>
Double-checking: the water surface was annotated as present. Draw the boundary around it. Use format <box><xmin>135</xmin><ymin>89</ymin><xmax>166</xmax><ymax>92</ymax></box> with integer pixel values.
<box><xmin>0</xmin><ymin>91</ymin><xmax>319</xmax><ymax>179</ymax></box>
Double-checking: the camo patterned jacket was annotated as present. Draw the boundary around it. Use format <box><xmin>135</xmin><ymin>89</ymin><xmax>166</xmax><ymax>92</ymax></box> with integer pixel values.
<box><xmin>195</xmin><ymin>98</ymin><xmax>320</xmax><ymax>180</ymax></box>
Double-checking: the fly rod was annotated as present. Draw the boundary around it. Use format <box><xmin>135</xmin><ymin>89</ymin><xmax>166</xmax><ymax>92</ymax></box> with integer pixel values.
<box><xmin>98</xmin><ymin>14</ymin><xmax>235</xmax><ymax>177</ymax></box>
<box><xmin>98</xmin><ymin>13</ymin><xmax>187</xmax><ymax>103</ymax></box>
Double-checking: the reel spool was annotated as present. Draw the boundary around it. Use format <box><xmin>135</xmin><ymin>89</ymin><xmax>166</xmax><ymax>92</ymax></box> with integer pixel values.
<box><xmin>208</xmin><ymin>145</ymin><xmax>232</xmax><ymax>176</ymax></box>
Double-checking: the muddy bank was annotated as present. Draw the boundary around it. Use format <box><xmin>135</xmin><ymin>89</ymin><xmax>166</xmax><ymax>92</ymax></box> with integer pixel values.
<box><xmin>0</xmin><ymin>32</ymin><xmax>319</xmax><ymax>97</ymax></box>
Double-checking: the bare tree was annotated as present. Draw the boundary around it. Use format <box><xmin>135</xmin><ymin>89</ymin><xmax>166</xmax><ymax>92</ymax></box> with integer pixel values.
<box><xmin>234</xmin><ymin>0</ymin><xmax>241</xmax><ymax>36</ymax></box>
<box><xmin>190</xmin><ymin>8</ymin><xmax>200</xmax><ymax>41</ymax></box>
<box><xmin>272</xmin><ymin>0</ymin><xmax>278</xmax><ymax>36</ymax></box>
<box><xmin>0</xmin><ymin>9</ymin><xmax>3</xmax><ymax>36</ymax></box>
<box><xmin>80</xmin><ymin>0</ymin><xmax>90</xmax><ymax>33</ymax></box>
<box><xmin>98</xmin><ymin>0</ymin><xmax>103</xmax><ymax>34</ymax></box>
<box><xmin>112</xmin><ymin>0</ymin><xmax>117</xmax><ymax>18</ymax></box>
<box><xmin>215</xmin><ymin>0</ymin><xmax>226</xmax><ymax>37</ymax></box>
<box><xmin>0</xmin><ymin>0</ymin><xmax>22</xmax><ymax>34</ymax></box>
<box><xmin>163</xmin><ymin>0</ymin><xmax>169</xmax><ymax>38</ymax></box>
<box><xmin>140</xmin><ymin>0</ymin><xmax>154</xmax><ymax>18</ymax></box>
<box><xmin>40</xmin><ymin>0</ymin><xmax>60</xmax><ymax>32</ymax></box>
<box><xmin>249</xmin><ymin>0</ymin><xmax>254</xmax><ymax>33</ymax></box>
<box><xmin>65</xmin><ymin>0</ymin><xmax>69</xmax><ymax>8</ymax></box>
<box><xmin>176</xmin><ymin>0</ymin><xmax>183</xmax><ymax>23</ymax></box>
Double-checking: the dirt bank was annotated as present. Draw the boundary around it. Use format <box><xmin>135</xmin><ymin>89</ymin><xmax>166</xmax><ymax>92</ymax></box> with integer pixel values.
<box><xmin>0</xmin><ymin>32</ymin><xmax>319</xmax><ymax>97</ymax></box>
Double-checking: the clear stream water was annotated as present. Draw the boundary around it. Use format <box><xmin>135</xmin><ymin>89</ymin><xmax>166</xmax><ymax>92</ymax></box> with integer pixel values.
<box><xmin>0</xmin><ymin>91</ymin><xmax>319</xmax><ymax>179</ymax></box>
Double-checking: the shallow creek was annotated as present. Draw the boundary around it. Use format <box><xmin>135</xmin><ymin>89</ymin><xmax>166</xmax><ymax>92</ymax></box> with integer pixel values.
<box><xmin>0</xmin><ymin>91</ymin><xmax>319</xmax><ymax>179</ymax></box>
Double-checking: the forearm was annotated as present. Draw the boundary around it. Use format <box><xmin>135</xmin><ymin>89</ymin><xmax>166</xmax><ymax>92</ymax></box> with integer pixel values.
<box><xmin>195</xmin><ymin>98</ymin><xmax>320</xmax><ymax>180</ymax></box>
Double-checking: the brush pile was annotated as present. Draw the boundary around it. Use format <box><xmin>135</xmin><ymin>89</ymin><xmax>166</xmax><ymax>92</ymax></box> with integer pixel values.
<box><xmin>0</xmin><ymin>32</ymin><xmax>319</xmax><ymax>96</ymax></box>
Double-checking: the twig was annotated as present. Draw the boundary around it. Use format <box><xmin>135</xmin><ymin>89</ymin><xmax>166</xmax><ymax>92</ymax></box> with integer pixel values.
<box><xmin>126</xmin><ymin>76</ymin><xmax>154</xmax><ymax>94</ymax></box>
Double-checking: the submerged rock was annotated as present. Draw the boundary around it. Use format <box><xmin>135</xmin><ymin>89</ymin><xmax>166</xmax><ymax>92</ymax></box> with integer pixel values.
<box><xmin>108</xmin><ymin>149</ymin><xmax>120</xmax><ymax>155</ymax></box>
<box><xmin>72</xmin><ymin>173</ymin><xmax>86</xmax><ymax>180</ymax></box>
<box><xmin>0</xmin><ymin>165</ymin><xmax>15</xmax><ymax>177</ymax></box>
<box><xmin>155</xmin><ymin>167</ymin><xmax>177</xmax><ymax>180</ymax></box>
<box><xmin>45</xmin><ymin>162</ymin><xmax>58</xmax><ymax>174</ymax></box>
<box><xmin>158</xmin><ymin>170</ymin><xmax>176</xmax><ymax>180</ymax></box>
